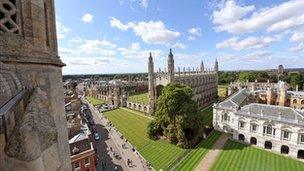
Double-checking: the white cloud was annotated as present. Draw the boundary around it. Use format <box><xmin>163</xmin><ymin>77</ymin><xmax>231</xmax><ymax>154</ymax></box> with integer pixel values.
<box><xmin>267</xmin><ymin>14</ymin><xmax>304</xmax><ymax>32</ymax></box>
<box><xmin>188</xmin><ymin>36</ymin><xmax>195</xmax><ymax>41</ymax></box>
<box><xmin>82</xmin><ymin>13</ymin><xmax>94</xmax><ymax>23</ymax></box>
<box><xmin>56</xmin><ymin>21</ymin><xmax>69</xmax><ymax>39</ymax></box>
<box><xmin>172</xmin><ymin>42</ymin><xmax>187</xmax><ymax>49</ymax></box>
<box><xmin>78</xmin><ymin>40</ymin><xmax>116</xmax><ymax>56</ymax></box>
<box><xmin>140</xmin><ymin>0</ymin><xmax>148</xmax><ymax>9</ymax></box>
<box><xmin>110</xmin><ymin>17</ymin><xmax>132</xmax><ymax>31</ymax></box>
<box><xmin>117</xmin><ymin>42</ymin><xmax>163</xmax><ymax>59</ymax></box>
<box><xmin>59</xmin><ymin>39</ymin><xmax>117</xmax><ymax>58</ymax></box>
<box><xmin>188</xmin><ymin>27</ymin><xmax>202</xmax><ymax>36</ymax></box>
<box><xmin>290</xmin><ymin>31</ymin><xmax>304</xmax><ymax>42</ymax></box>
<box><xmin>213</xmin><ymin>0</ymin><xmax>255</xmax><ymax>27</ymax></box>
<box><xmin>218</xmin><ymin>51</ymin><xmax>271</xmax><ymax>62</ymax></box>
<box><xmin>213</xmin><ymin>0</ymin><xmax>304</xmax><ymax>34</ymax></box>
<box><xmin>290</xmin><ymin>42</ymin><xmax>304</xmax><ymax>53</ymax></box>
<box><xmin>216</xmin><ymin>35</ymin><xmax>281</xmax><ymax>50</ymax></box>
<box><xmin>110</xmin><ymin>17</ymin><xmax>180</xmax><ymax>44</ymax></box>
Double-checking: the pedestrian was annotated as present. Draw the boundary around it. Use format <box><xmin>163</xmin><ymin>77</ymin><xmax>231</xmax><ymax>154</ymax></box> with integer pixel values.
<box><xmin>114</xmin><ymin>166</ymin><xmax>118</xmax><ymax>171</ymax></box>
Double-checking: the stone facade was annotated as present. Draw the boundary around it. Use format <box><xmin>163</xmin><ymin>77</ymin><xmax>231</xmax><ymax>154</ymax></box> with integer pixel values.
<box><xmin>213</xmin><ymin>88</ymin><xmax>304</xmax><ymax>160</ymax></box>
<box><xmin>0</xmin><ymin>0</ymin><xmax>71</xmax><ymax>170</ymax></box>
<box><xmin>228</xmin><ymin>81</ymin><xmax>304</xmax><ymax>110</ymax></box>
<box><xmin>85</xmin><ymin>80</ymin><xmax>148</xmax><ymax>108</ymax></box>
<box><xmin>148</xmin><ymin>49</ymin><xmax>218</xmax><ymax>114</ymax></box>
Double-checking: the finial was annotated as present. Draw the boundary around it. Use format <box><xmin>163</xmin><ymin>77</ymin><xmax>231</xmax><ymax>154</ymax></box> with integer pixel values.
<box><xmin>149</xmin><ymin>52</ymin><xmax>152</xmax><ymax>57</ymax></box>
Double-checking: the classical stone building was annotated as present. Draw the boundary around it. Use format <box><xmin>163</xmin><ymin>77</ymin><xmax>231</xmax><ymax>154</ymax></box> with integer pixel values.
<box><xmin>213</xmin><ymin>82</ymin><xmax>304</xmax><ymax>160</ymax></box>
<box><xmin>85</xmin><ymin>80</ymin><xmax>148</xmax><ymax>108</ymax></box>
<box><xmin>0</xmin><ymin>0</ymin><xmax>71</xmax><ymax>170</ymax></box>
<box><xmin>228</xmin><ymin>81</ymin><xmax>304</xmax><ymax>110</ymax></box>
<box><xmin>148</xmin><ymin>49</ymin><xmax>218</xmax><ymax>114</ymax></box>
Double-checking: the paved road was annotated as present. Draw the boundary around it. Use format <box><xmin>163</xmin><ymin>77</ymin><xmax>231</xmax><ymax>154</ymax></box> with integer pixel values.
<box><xmin>88</xmin><ymin>102</ymin><xmax>152</xmax><ymax>171</ymax></box>
<box><xmin>81</xmin><ymin>97</ymin><xmax>152</xmax><ymax>171</ymax></box>
<box><xmin>82</xmin><ymin>102</ymin><xmax>127</xmax><ymax>171</ymax></box>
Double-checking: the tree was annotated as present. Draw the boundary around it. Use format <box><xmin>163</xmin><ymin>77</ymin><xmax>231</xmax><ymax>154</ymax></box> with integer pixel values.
<box><xmin>147</xmin><ymin>83</ymin><xmax>204</xmax><ymax>148</ymax></box>
<box><xmin>238</xmin><ymin>72</ymin><xmax>255</xmax><ymax>82</ymax></box>
<box><xmin>290</xmin><ymin>73</ymin><xmax>303</xmax><ymax>90</ymax></box>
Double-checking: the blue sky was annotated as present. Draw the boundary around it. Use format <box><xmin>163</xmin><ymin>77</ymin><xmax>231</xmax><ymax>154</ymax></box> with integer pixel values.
<box><xmin>55</xmin><ymin>0</ymin><xmax>304</xmax><ymax>75</ymax></box>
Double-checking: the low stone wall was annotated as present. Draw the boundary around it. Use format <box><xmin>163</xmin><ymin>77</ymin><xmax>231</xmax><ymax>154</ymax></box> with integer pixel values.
<box><xmin>125</xmin><ymin>101</ymin><xmax>149</xmax><ymax>114</ymax></box>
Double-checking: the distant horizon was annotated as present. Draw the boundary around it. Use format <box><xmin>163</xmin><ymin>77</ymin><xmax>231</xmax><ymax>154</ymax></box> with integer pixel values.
<box><xmin>62</xmin><ymin>66</ymin><xmax>304</xmax><ymax>76</ymax></box>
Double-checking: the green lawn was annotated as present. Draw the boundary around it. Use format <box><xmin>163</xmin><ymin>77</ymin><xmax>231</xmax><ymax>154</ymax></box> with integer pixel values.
<box><xmin>218</xmin><ymin>85</ymin><xmax>228</xmax><ymax>97</ymax></box>
<box><xmin>86</xmin><ymin>96</ymin><xmax>105</xmax><ymax>106</ymax></box>
<box><xmin>211</xmin><ymin>140</ymin><xmax>304</xmax><ymax>171</ymax></box>
<box><xmin>174</xmin><ymin>131</ymin><xmax>221</xmax><ymax>171</ymax></box>
<box><xmin>104</xmin><ymin>108</ymin><xmax>185</xmax><ymax>170</ymax></box>
<box><xmin>199</xmin><ymin>106</ymin><xmax>213</xmax><ymax>127</ymax></box>
<box><xmin>128</xmin><ymin>92</ymin><xmax>149</xmax><ymax>106</ymax></box>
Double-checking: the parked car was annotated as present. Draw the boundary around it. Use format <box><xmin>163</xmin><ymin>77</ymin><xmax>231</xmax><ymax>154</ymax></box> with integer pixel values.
<box><xmin>93</xmin><ymin>132</ymin><xmax>100</xmax><ymax>141</ymax></box>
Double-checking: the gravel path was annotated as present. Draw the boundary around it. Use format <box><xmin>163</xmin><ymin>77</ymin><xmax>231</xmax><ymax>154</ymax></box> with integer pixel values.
<box><xmin>195</xmin><ymin>133</ymin><xmax>230</xmax><ymax>171</ymax></box>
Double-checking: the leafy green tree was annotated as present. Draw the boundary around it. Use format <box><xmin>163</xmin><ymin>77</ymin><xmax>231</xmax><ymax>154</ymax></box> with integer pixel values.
<box><xmin>238</xmin><ymin>72</ymin><xmax>255</xmax><ymax>82</ymax></box>
<box><xmin>290</xmin><ymin>73</ymin><xmax>303</xmax><ymax>90</ymax></box>
<box><xmin>147</xmin><ymin>120</ymin><xmax>163</xmax><ymax>140</ymax></box>
<box><xmin>148</xmin><ymin>83</ymin><xmax>204</xmax><ymax>148</ymax></box>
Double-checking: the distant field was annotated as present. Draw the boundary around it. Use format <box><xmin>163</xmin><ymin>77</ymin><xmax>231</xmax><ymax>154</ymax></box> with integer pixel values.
<box><xmin>218</xmin><ymin>85</ymin><xmax>228</xmax><ymax>97</ymax></box>
<box><xmin>86</xmin><ymin>96</ymin><xmax>105</xmax><ymax>106</ymax></box>
<box><xmin>199</xmin><ymin>106</ymin><xmax>213</xmax><ymax>127</ymax></box>
<box><xmin>211</xmin><ymin>140</ymin><xmax>304</xmax><ymax>171</ymax></box>
<box><xmin>175</xmin><ymin>131</ymin><xmax>221</xmax><ymax>171</ymax></box>
<box><xmin>103</xmin><ymin>108</ymin><xmax>185</xmax><ymax>171</ymax></box>
<box><xmin>128</xmin><ymin>92</ymin><xmax>149</xmax><ymax>106</ymax></box>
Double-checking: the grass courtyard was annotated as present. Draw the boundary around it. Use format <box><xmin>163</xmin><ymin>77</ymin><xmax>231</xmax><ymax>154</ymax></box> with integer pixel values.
<box><xmin>174</xmin><ymin>131</ymin><xmax>221</xmax><ymax>171</ymax></box>
<box><xmin>210</xmin><ymin>140</ymin><xmax>304</xmax><ymax>171</ymax></box>
<box><xmin>103</xmin><ymin>108</ymin><xmax>185</xmax><ymax>170</ymax></box>
<box><xmin>128</xmin><ymin>92</ymin><xmax>149</xmax><ymax>106</ymax></box>
<box><xmin>86</xmin><ymin>96</ymin><xmax>105</xmax><ymax>106</ymax></box>
<box><xmin>199</xmin><ymin>105</ymin><xmax>213</xmax><ymax>127</ymax></box>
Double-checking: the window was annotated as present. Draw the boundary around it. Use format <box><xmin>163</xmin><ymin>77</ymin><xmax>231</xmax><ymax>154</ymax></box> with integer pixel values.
<box><xmin>239</xmin><ymin>121</ymin><xmax>245</xmax><ymax>129</ymax></box>
<box><xmin>0</xmin><ymin>0</ymin><xmax>20</xmax><ymax>34</ymax></box>
<box><xmin>251</xmin><ymin>124</ymin><xmax>258</xmax><ymax>132</ymax></box>
<box><xmin>299</xmin><ymin>134</ymin><xmax>304</xmax><ymax>144</ymax></box>
<box><xmin>222</xmin><ymin>113</ymin><xmax>228</xmax><ymax>122</ymax></box>
<box><xmin>74</xmin><ymin>162</ymin><xmax>80</xmax><ymax>169</ymax></box>
<box><xmin>85</xmin><ymin>158</ymin><xmax>90</xmax><ymax>164</ymax></box>
<box><xmin>263</xmin><ymin>125</ymin><xmax>274</xmax><ymax>136</ymax></box>
<box><xmin>282</xmin><ymin>131</ymin><xmax>291</xmax><ymax>140</ymax></box>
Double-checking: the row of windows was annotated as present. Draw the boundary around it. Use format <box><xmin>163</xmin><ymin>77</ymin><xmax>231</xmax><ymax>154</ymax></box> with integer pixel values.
<box><xmin>292</xmin><ymin>99</ymin><xmax>304</xmax><ymax>104</ymax></box>
<box><xmin>238</xmin><ymin>121</ymin><xmax>304</xmax><ymax>143</ymax></box>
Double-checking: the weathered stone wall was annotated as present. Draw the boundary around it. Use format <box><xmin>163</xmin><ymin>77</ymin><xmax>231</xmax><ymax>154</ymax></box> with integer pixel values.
<box><xmin>0</xmin><ymin>0</ymin><xmax>71</xmax><ymax>170</ymax></box>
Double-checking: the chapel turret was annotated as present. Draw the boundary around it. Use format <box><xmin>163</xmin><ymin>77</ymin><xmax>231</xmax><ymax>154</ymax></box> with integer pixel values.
<box><xmin>168</xmin><ymin>48</ymin><xmax>175</xmax><ymax>83</ymax></box>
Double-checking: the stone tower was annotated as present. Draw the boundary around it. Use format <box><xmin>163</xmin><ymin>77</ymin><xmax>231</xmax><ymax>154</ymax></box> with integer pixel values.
<box><xmin>168</xmin><ymin>49</ymin><xmax>174</xmax><ymax>83</ymax></box>
<box><xmin>279</xmin><ymin>81</ymin><xmax>287</xmax><ymax>106</ymax></box>
<box><xmin>200</xmin><ymin>60</ymin><xmax>205</xmax><ymax>72</ymax></box>
<box><xmin>148</xmin><ymin>52</ymin><xmax>156</xmax><ymax>115</ymax></box>
<box><xmin>266</xmin><ymin>87</ymin><xmax>273</xmax><ymax>105</ymax></box>
<box><xmin>214</xmin><ymin>58</ymin><xmax>219</xmax><ymax>72</ymax></box>
<box><xmin>0</xmin><ymin>0</ymin><xmax>71</xmax><ymax>170</ymax></box>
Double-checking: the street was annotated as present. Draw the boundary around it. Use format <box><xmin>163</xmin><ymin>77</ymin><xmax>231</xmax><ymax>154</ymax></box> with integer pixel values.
<box><xmin>81</xmin><ymin>97</ymin><xmax>151</xmax><ymax>171</ymax></box>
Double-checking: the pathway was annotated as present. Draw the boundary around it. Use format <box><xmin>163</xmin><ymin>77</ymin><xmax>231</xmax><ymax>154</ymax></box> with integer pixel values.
<box><xmin>195</xmin><ymin>133</ymin><xmax>230</xmax><ymax>171</ymax></box>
